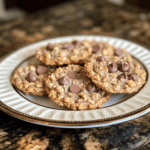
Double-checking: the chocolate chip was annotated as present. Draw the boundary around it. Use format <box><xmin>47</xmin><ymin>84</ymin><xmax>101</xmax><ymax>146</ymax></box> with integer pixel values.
<box><xmin>63</xmin><ymin>44</ymin><xmax>74</xmax><ymax>50</ymax></box>
<box><xmin>96</xmin><ymin>56</ymin><xmax>105</xmax><ymax>62</ymax></box>
<box><xmin>118</xmin><ymin>72</ymin><xmax>128</xmax><ymax>80</ymax></box>
<box><xmin>69</xmin><ymin>84</ymin><xmax>81</xmax><ymax>94</ymax></box>
<box><xmin>108</xmin><ymin>63</ymin><xmax>118</xmax><ymax>73</ymax></box>
<box><xmin>67</xmin><ymin>71</ymin><xmax>77</xmax><ymax>79</ymax></box>
<box><xmin>58</xmin><ymin>76</ymin><xmax>70</xmax><ymax>85</ymax></box>
<box><xmin>92</xmin><ymin>45</ymin><xmax>102</xmax><ymax>53</ymax></box>
<box><xmin>37</xmin><ymin>66</ymin><xmax>48</xmax><ymax>75</ymax></box>
<box><xmin>124</xmin><ymin>72</ymin><xmax>128</xmax><ymax>79</ymax></box>
<box><xmin>117</xmin><ymin>74</ymin><xmax>125</xmax><ymax>80</ymax></box>
<box><xmin>86</xmin><ymin>83</ymin><xmax>97</xmax><ymax>92</ymax></box>
<box><xmin>128</xmin><ymin>77</ymin><xmax>133</xmax><ymax>80</ymax></box>
<box><xmin>119</xmin><ymin>62</ymin><xmax>129</xmax><ymax>72</ymax></box>
<box><xmin>27</xmin><ymin>73</ymin><xmax>37</xmax><ymax>82</ymax></box>
<box><xmin>115</xmin><ymin>49</ymin><xmax>123</xmax><ymax>56</ymax></box>
<box><xmin>72</xmin><ymin>40</ymin><xmax>81</xmax><ymax>46</ymax></box>
<box><xmin>128</xmin><ymin>73</ymin><xmax>138</xmax><ymax>81</ymax></box>
<box><xmin>47</xmin><ymin>43</ymin><xmax>54</xmax><ymax>50</ymax></box>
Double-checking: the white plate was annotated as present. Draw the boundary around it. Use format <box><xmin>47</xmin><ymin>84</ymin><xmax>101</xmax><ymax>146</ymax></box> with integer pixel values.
<box><xmin>0</xmin><ymin>35</ymin><xmax>150</xmax><ymax>128</ymax></box>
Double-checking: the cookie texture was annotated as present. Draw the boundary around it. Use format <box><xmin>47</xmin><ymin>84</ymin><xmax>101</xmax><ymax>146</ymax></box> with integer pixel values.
<box><xmin>46</xmin><ymin>65</ymin><xmax>111</xmax><ymax>110</ymax></box>
<box><xmin>36</xmin><ymin>40</ymin><xmax>92</xmax><ymax>65</ymax></box>
<box><xmin>80</xmin><ymin>40</ymin><xmax>132</xmax><ymax>64</ymax></box>
<box><xmin>11</xmin><ymin>65</ymin><xmax>57</xmax><ymax>96</ymax></box>
<box><xmin>84</xmin><ymin>56</ymin><xmax>146</xmax><ymax>93</ymax></box>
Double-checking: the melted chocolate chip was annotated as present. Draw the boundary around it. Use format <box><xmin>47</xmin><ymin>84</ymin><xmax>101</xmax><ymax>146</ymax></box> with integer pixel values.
<box><xmin>124</xmin><ymin>72</ymin><xmax>128</xmax><ymax>79</ymax></box>
<box><xmin>119</xmin><ymin>62</ymin><xmax>129</xmax><ymax>72</ymax></box>
<box><xmin>128</xmin><ymin>77</ymin><xmax>133</xmax><ymax>80</ymax></box>
<box><xmin>96</xmin><ymin>56</ymin><xmax>105</xmax><ymax>62</ymax></box>
<box><xmin>117</xmin><ymin>74</ymin><xmax>125</xmax><ymax>80</ymax></box>
<box><xmin>69</xmin><ymin>84</ymin><xmax>81</xmax><ymax>94</ymax></box>
<box><xmin>58</xmin><ymin>76</ymin><xmax>70</xmax><ymax>85</ymax></box>
<box><xmin>92</xmin><ymin>45</ymin><xmax>102</xmax><ymax>53</ymax></box>
<box><xmin>63</xmin><ymin>44</ymin><xmax>74</xmax><ymax>50</ymax></box>
<box><xmin>86</xmin><ymin>83</ymin><xmax>97</xmax><ymax>92</ymax></box>
<box><xmin>117</xmin><ymin>73</ymin><xmax>128</xmax><ymax>80</ymax></box>
<box><xmin>115</xmin><ymin>49</ymin><xmax>123</xmax><ymax>56</ymax></box>
<box><xmin>108</xmin><ymin>63</ymin><xmax>118</xmax><ymax>73</ymax></box>
<box><xmin>27</xmin><ymin>73</ymin><xmax>37</xmax><ymax>82</ymax></box>
<box><xmin>37</xmin><ymin>66</ymin><xmax>48</xmax><ymax>75</ymax></box>
<box><xmin>72</xmin><ymin>40</ymin><xmax>81</xmax><ymax>46</ymax></box>
<box><xmin>67</xmin><ymin>71</ymin><xmax>77</xmax><ymax>79</ymax></box>
<box><xmin>128</xmin><ymin>73</ymin><xmax>138</xmax><ymax>81</ymax></box>
<box><xmin>47</xmin><ymin>43</ymin><xmax>54</xmax><ymax>50</ymax></box>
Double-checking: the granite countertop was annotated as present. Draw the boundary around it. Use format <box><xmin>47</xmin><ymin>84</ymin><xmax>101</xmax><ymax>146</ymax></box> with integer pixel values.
<box><xmin>0</xmin><ymin>0</ymin><xmax>150</xmax><ymax>149</ymax></box>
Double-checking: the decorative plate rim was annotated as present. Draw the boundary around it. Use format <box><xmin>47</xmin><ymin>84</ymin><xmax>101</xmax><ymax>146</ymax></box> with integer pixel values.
<box><xmin>0</xmin><ymin>35</ymin><xmax>150</xmax><ymax>123</ymax></box>
<box><xmin>0</xmin><ymin>101</ymin><xmax>150</xmax><ymax>128</ymax></box>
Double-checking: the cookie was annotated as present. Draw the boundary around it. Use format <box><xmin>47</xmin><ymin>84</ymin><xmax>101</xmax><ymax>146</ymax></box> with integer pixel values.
<box><xmin>80</xmin><ymin>40</ymin><xmax>132</xmax><ymax>64</ymax></box>
<box><xmin>84</xmin><ymin>56</ymin><xmax>146</xmax><ymax>93</ymax></box>
<box><xmin>11</xmin><ymin>65</ymin><xmax>57</xmax><ymax>96</ymax></box>
<box><xmin>45</xmin><ymin>65</ymin><xmax>111</xmax><ymax>110</ymax></box>
<box><xmin>36</xmin><ymin>40</ymin><xmax>92</xmax><ymax>65</ymax></box>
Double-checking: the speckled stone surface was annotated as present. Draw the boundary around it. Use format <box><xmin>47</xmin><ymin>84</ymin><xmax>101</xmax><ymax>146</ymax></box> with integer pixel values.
<box><xmin>1</xmin><ymin>0</ymin><xmax>150</xmax><ymax>149</ymax></box>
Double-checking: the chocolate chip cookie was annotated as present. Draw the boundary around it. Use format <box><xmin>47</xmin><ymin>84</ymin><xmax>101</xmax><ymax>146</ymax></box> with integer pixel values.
<box><xmin>36</xmin><ymin>40</ymin><xmax>92</xmax><ymax>65</ymax></box>
<box><xmin>80</xmin><ymin>40</ymin><xmax>132</xmax><ymax>64</ymax></box>
<box><xmin>84</xmin><ymin>56</ymin><xmax>146</xmax><ymax>93</ymax></box>
<box><xmin>11</xmin><ymin>65</ymin><xmax>57</xmax><ymax>96</ymax></box>
<box><xmin>45</xmin><ymin>65</ymin><xmax>111</xmax><ymax>110</ymax></box>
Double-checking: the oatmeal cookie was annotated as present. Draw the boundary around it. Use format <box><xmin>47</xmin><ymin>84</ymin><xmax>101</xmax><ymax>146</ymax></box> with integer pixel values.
<box><xmin>11</xmin><ymin>65</ymin><xmax>57</xmax><ymax>96</ymax></box>
<box><xmin>36</xmin><ymin>40</ymin><xmax>92</xmax><ymax>65</ymax></box>
<box><xmin>84</xmin><ymin>56</ymin><xmax>146</xmax><ymax>93</ymax></box>
<box><xmin>45</xmin><ymin>65</ymin><xmax>111</xmax><ymax>110</ymax></box>
<box><xmin>80</xmin><ymin>40</ymin><xmax>132</xmax><ymax>64</ymax></box>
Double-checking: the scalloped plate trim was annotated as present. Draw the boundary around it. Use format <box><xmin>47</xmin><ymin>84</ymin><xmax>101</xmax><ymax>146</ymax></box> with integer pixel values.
<box><xmin>0</xmin><ymin>101</ymin><xmax>150</xmax><ymax>128</ymax></box>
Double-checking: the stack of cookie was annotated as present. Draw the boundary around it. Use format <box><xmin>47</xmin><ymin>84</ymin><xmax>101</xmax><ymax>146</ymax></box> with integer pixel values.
<box><xmin>11</xmin><ymin>39</ymin><xmax>146</xmax><ymax>110</ymax></box>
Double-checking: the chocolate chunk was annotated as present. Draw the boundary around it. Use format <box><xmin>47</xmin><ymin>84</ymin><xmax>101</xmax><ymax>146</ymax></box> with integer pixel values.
<box><xmin>58</xmin><ymin>76</ymin><xmax>70</xmax><ymax>85</ymax></box>
<box><xmin>92</xmin><ymin>45</ymin><xmax>102</xmax><ymax>53</ymax></box>
<box><xmin>47</xmin><ymin>43</ymin><xmax>54</xmax><ymax>50</ymax></box>
<box><xmin>67</xmin><ymin>71</ymin><xmax>77</xmax><ymax>79</ymax></box>
<box><xmin>115</xmin><ymin>49</ymin><xmax>123</xmax><ymax>56</ymax></box>
<box><xmin>86</xmin><ymin>83</ymin><xmax>97</xmax><ymax>92</ymax></box>
<box><xmin>27</xmin><ymin>73</ymin><xmax>37</xmax><ymax>82</ymax></box>
<box><xmin>63</xmin><ymin>44</ymin><xmax>74</xmax><ymax>50</ymax></box>
<box><xmin>108</xmin><ymin>63</ymin><xmax>118</xmax><ymax>73</ymax></box>
<box><xmin>96</xmin><ymin>56</ymin><xmax>105</xmax><ymax>62</ymax></box>
<box><xmin>69</xmin><ymin>84</ymin><xmax>81</xmax><ymax>94</ymax></box>
<box><xmin>119</xmin><ymin>62</ymin><xmax>129</xmax><ymax>72</ymax></box>
<box><xmin>72</xmin><ymin>40</ymin><xmax>81</xmax><ymax>46</ymax></box>
<box><xmin>117</xmin><ymin>74</ymin><xmax>125</xmax><ymax>80</ymax></box>
<box><xmin>37</xmin><ymin>66</ymin><xmax>48</xmax><ymax>75</ymax></box>
<box><xmin>128</xmin><ymin>73</ymin><xmax>138</xmax><ymax>81</ymax></box>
